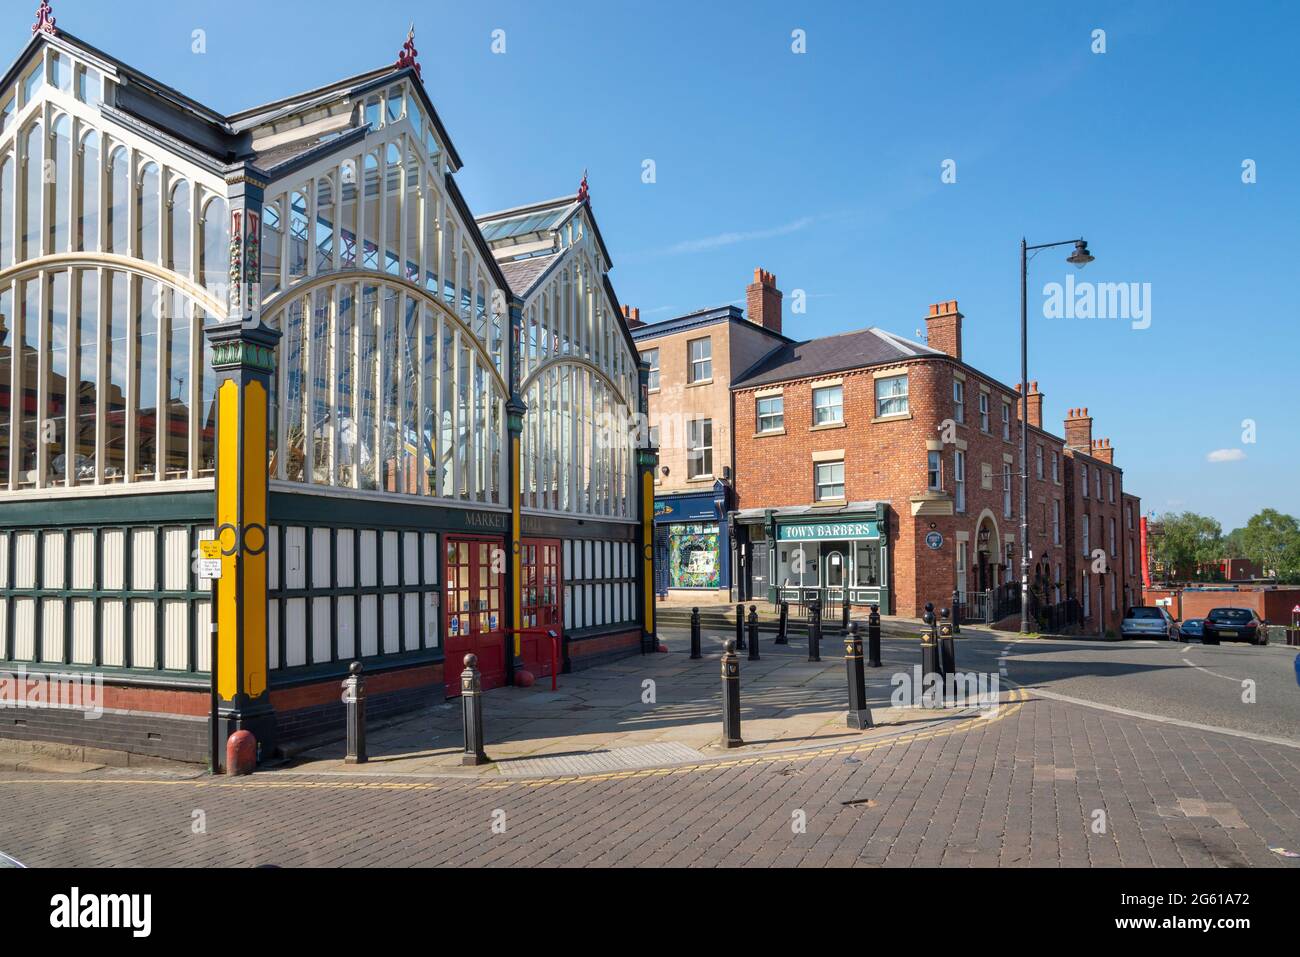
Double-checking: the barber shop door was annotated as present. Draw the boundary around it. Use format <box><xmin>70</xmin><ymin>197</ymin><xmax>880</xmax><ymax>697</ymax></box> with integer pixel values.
<box><xmin>444</xmin><ymin>537</ymin><xmax>506</xmax><ymax>696</ymax></box>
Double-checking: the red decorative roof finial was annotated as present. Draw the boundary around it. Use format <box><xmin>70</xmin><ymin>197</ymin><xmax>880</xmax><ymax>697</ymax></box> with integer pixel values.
<box><xmin>577</xmin><ymin>170</ymin><xmax>589</xmax><ymax>204</ymax></box>
<box><xmin>32</xmin><ymin>1</ymin><xmax>58</xmax><ymax>36</ymax></box>
<box><xmin>396</xmin><ymin>24</ymin><xmax>421</xmax><ymax>80</ymax></box>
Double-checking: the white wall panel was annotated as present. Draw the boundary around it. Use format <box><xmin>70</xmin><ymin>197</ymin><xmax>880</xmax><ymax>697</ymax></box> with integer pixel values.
<box><xmin>13</xmin><ymin>598</ymin><xmax>35</xmax><ymax>659</ymax></box>
<box><xmin>131</xmin><ymin>599</ymin><xmax>156</xmax><ymax>668</ymax></box>
<box><xmin>267</xmin><ymin>526</ymin><xmax>280</xmax><ymax>590</ymax></box>
<box><xmin>101</xmin><ymin>529</ymin><xmax>125</xmax><ymax>590</ymax></box>
<box><xmin>268</xmin><ymin>600</ymin><xmax>279</xmax><ymax>670</ymax></box>
<box><xmin>359</xmin><ymin>531</ymin><xmax>377</xmax><ymax>587</ymax></box>
<box><xmin>71</xmin><ymin>530</ymin><xmax>95</xmax><ymax>589</ymax></box>
<box><xmin>285</xmin><ymin>598</ymin><xmax>307</xmax><ymax>667</ymax></box>
<box><xmin>71</xmin><ymin>598</ymin><xmax>95</xmax><ymax>664</ymax></box>
<box><xmin>336</xmin><ymin>596</ymin><xmax>355</xmax><ymax>660</ymax></box>
<box><xmin>403</xmin><ymin>593</ymin><xmax>419</xmax><ymax>650</ymax></box>
<box><xmin>311</xmin><ymin>529</ymin><xmax>331</xmax><ymax>588</ymax></box>
<box><xmin>194</xmin><ymin>600</ymin><xmax>212</xmax><ymax>672</ymax></box>
<box><xmin>164</xmin><ymin>527</ymin><xmax>190</xmax><ymax>591</ymax></box>
<box><xmin>336</xmin><ymin>529</ymin><xmax>355</xmax><ymax>587</ymax></box>
<box><xmin>132</xmin><ymin>529</ymin><xmax>156</xmax><ymax>590</ymax></box>
<box><xmin>41</xmin><ymin>599</ymin><xmax>65</xmax><ymax>662</ymax></box>
<box><xmin>284</xmin><ymin>527</ymin><xmax>307</xmax><ymax>589</ymax></box>
<box><xmin>0</xmin><ymin>598</ymin><xmax>7</xmax><ymax>655</ymax></box>
<box><xmin>403</xmin><ymin>532</ymin><xmax>419</xmax><ymax>585</ymax></box>
<box><xmin>422</xmin><ymin>532</ymin><xmax>438</xmax><ymax>585</ymax></box>
<box><xmin>101</xmin><ymin>599</ymin><xmax>124</xmax><ymax>666</ymax></box>
<box><xmin>15</xmin><ymin>532</ymin><xmax>36</xmax><ymax>588</ymax></box>
<box><xmin>0</xmin><ymin>532</ymin><xmax>8</xmax><ymax>588</ymax></box>
<box><xmin>422</xmin><ymin>592</ymin><xmax>438</xmax><ymax>647</ymax></box>
<box><xmin>382</xmin><ymin>594</ymin><xmax>400</xmax><ymax>653</ymax></box>
<box><xmin>163</xmin><ymin>601</ymin><xmax>188</xmax><ymax>670</ymax></box>
<box><xmin>382</xmin><ymin>531</ymin><xmax>399</xmax><ymax>586</ymax></box>
<box><xmin>312</xmin><ymin>596</ymin><xmax>331</xmax><ymax>663</ymax></box>
<box><xmin>360</xmin><ymin>595</ymin><xmax>378</xmax><ymax>656</ymax></box>
<box><xmin>43</xmin><ymin>532</ymin><xmax>65</xmax><ymax>589</ymax></box>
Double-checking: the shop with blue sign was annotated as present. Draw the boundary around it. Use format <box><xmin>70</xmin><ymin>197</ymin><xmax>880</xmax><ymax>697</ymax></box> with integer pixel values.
<box><xmin>652</xmin><ymin>481</ymin><xmax>732</xmax><ymax>594</ymax></box>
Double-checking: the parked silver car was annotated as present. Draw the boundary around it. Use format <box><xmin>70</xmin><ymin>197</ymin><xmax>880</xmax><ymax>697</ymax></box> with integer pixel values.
<box><xmin>1120</xmin><ymin>606</ymin><xmax>1180</xmax><ymax>640</ymax></box>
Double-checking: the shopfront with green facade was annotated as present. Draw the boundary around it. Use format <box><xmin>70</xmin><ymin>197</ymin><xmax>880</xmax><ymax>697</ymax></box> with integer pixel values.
<box><xmin>732</xmin><ymin>502</ymin><xmax>891</xmax><ymax>612</ymax></box>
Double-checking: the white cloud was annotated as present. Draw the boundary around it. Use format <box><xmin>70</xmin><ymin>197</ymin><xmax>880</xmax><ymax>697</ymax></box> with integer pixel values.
<box><xmin>665</xmin><ymin>217</ymin><xmax>814</xmax><ymax>255</ymax></box>
<box><xmin>1206</xmin><ymin>448</ymin><xmax>1246</xmax><ymax>463</ymax></box>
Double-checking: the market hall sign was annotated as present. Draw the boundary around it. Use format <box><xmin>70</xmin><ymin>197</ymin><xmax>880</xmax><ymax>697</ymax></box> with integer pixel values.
<box><xmin>777</xmin><ymin>521</ymin><xmax>879</xmax><ymax>542</ymax></box>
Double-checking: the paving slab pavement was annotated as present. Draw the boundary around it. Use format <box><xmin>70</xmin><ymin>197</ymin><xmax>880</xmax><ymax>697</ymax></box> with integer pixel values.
<box><xmin>285</xmin><ymin>624</ymin><xmax>985</xmax><ymax>777</ymax></box>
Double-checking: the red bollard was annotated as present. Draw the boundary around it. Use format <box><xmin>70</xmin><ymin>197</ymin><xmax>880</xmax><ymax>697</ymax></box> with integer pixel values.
<box><xmin>226</xmin><ymin>729</ymin><xmax>257</xmax><ymax>776</ymax></box>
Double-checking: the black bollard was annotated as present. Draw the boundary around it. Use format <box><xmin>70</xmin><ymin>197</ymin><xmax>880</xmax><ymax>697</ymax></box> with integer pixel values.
<box><xmin>951</xmin><ymin>589</ymin><xmax>962</xmax><ymax>635</ymax></box>
<box><xmin>721</xmin><ymin>638</ymin><xmax>743</xmax><ymax>748</ymax></box>
<box><xmin>735</xmin><ymin>602</ymin><xmax>746</xmax><ymax>651</ymax></box>
<box><xmin>938</xmin><ymin>607</ymin><xmax>957</xmax><ymax>706</ymax></box>
<box><xmin>747</xmin><ymin>605</ymin><xmax>760</xmax><ymax>661</ymax></box>
<box><xmin>690</xmin><ymin>606</ymin><xmax>702</xmax><ymax>660</ymax></box>
<box><xmin>775</xmin><ymin>600</ymin><xmax>789</xmax><ymax>645</ymax></box>
<box><xmin>342</xmin><ymin>661</ymin><xmax>367</xmax><ymax>764</ymax></box>
<box><xmin>841</xmin><ymin>597</ymin><xmax>851</xmax><ymax>635</ymax></box>
<box><xmin>920</xmin><ymin>602</ymin><xmax>940</xmax><ymax>708</ymax></box>
<box><xmin>460</xmin><ymin>654</ymin><xmax>490</xmax><ymax>766</ymax></box>
<box><xmin>845</xmin><ymin>623</ymin><xmax>873</xmax><ymax>729</ymax></box>
<box><xmin>808</xmin><ymin>600</ymin><xmax>822</xmax><ymax>662</ymax></box>
<box><xmin>868</xmin><ymin>603</ymin><xmax>882</xmax><ymax>668</ymax></box>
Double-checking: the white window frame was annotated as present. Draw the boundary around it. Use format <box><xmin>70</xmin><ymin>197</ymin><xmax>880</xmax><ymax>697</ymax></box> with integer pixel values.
<box><xmin>1051</xmin><ymin>450</ymin><xmax>1059</xmax><ymax>484</ymax></box>
<box><xmin>874</xmin><ymin>374</ymin><xmax>909</xmax><ymax>417</ymax></box>
<box><xmin>814</xmin><ymin>460</ymin><xmax>845</xmax><ymax>502</ymax></box>
<box><xmin>687</xmin><ymin>337</ymin><xmax>711</xmax><ymax>384</ymax></box>
<box><xmin>1035</xmin><ymin>443</ymin><xmax>1043</xmax><ymax>479</ymax></box>
<box><xmin>953</xmin><ymin>379</ymin><xmax>964</xmax><ymax>424</ymax></box>
<box><xmin>978</xmin><ymin>392</ymin><xmax>989</xmax><ymax>432</ymax></box>
<box><xmin>1081</xmin><ymin>464</ymin><xmax>1089</xmax><ymax>498</ymax></box>
<box><xmin>1002</xmin><ymin>402</ymin><xmax>1011</xmax><ymax>440</ymax></box>
<box><xmin>812</xmin><ymin>384</ymin><xmax>843</xmax><ymax>426</ymax></box>
<box><xmin>954</xmin><ymin>450</ymin><xmax>966</xmax><ymax>513</ymax></box>
<box><xmin>927</xmin><ymin>450</ymin><xmax>942</xmax><ymax>490</ymax></box>
<box><xmin>1002</xmin><ymin>463</ymin><xmax>1012</xmax><ymax>518</ymax></box>
<box><xmin>756</xmin><ymin>395</ymin><xmax>784</xmax><ymax>433</ymax></box>
<box><xmin>686</xmin><ymin>417</ymin><xmax>712</xmax><ymax>479</ymax></box>
<box><xmin>644</xmin><ymin>348</ymin><xmax>660</xmax><ymax>391</ymax></box>
<box><xmin>1052</xmin><ymin>500</ymin><xmax>1061</xmax><ymax>545</ymax></box>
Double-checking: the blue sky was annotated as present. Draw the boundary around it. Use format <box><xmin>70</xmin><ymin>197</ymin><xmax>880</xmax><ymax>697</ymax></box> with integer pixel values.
<box><xmin>11</xmin><ymin>1</ymin><xmax>1297</xmax><ymax>530</ymax></box>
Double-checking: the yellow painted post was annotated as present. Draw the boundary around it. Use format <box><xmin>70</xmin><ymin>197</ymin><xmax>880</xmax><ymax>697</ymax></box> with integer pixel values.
<box><xmin>206</xmin><ymin>174</ymin><xmax>279</xmax><ymax>768</ymax></box>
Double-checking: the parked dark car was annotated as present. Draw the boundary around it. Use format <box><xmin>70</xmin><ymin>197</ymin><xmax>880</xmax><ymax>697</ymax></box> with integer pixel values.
<box><xmin>1179</xmin><ymin>618</ymin><xmax>1204</xmax><ymax>641</ymax></box>
<box><xmin>1202</xmin><ymin>607</ymin><xmax>1267</xmax><ymax>645</ymax></box>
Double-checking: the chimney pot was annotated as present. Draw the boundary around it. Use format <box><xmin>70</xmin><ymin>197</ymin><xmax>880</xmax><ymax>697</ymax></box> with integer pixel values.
<box><xmin>924</xmin><ymin>299</ymin><xmax>963</xmax><ymax>359</ymax></box>
<box><xmin>746</xmin><ymin>266</ymin><xmax>783</xmax><ymax>334</ymax></box>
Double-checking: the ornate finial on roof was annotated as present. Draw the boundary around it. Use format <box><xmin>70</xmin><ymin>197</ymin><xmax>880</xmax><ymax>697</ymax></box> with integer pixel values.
<box><xmin>32</xmin><ymin>1</ymin><xmax>58</xmax><ymax>36</ymax></box>
<box><xmin>396</xmin><ymin>23</ymin><xmax>421</xmax><ymax>79</ymax></box>
<box><xmin>577</xmin><ymin>170</ymin><xmax>589</xmax><ymax>204</ymax></box>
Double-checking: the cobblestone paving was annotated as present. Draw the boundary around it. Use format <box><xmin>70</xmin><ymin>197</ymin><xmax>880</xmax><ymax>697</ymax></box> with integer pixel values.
<box><xmin>3</xmin><ymin>690</ymin><xmax>1299</xmax><ymax>867</ymax></box>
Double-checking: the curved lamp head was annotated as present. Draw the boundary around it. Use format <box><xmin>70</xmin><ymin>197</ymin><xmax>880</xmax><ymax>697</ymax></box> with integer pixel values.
<box><xmin>1067</xmin><ymin>240</ymin><xmax>1095</xmax><ymax>269</ymax></box>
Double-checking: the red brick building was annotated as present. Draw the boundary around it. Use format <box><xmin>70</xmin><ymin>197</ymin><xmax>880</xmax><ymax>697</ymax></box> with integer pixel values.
<box><xmin>729</xmin><ymin>286</ymin><xmax>1143</xmax><ymax>630</ymax></box>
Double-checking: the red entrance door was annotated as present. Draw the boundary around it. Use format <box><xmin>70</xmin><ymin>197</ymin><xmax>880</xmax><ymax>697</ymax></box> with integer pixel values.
<box><xmin>444</xmin><ymin>537</ymin><xmax>507</xmax><ymax>696</ymax></box>
<box><xmin>520</xmin><ymin>538</ymin><xmax>563</xmax><ymax>679</ymax></box>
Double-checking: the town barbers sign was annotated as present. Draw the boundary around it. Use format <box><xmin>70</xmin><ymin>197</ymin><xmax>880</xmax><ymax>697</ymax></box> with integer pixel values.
<box><xmin>777</xmin><ymin>520</ymin><xmax>879</xmax><ymax>542</ymax></box>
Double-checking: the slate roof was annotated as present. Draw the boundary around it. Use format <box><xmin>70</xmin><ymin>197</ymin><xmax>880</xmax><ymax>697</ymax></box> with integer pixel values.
<box><xmin>497</xmin><ymin>252</ymin><xmax>563</xmax><ymax>297</ymax></box>
<box><xmin>733</xmin><ymin>326</ymin><xmax>942</xmax><ymax>388</ymax></box>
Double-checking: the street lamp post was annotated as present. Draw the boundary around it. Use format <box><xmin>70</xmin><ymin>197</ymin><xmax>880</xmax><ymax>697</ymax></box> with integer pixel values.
<box><xmin>1020</xmin><ymin>237</ymin><xmax>1094</xmax><ymax>634</ymax></box>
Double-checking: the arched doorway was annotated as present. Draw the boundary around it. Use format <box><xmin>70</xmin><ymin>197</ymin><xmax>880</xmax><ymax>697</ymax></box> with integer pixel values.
<box><xmin>973</xmin><ymin>511</ymin><xmax>1001</xmax><ymax>592</ymax></box>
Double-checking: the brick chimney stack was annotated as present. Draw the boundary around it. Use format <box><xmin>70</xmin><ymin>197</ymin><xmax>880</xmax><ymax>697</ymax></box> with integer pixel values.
<box><xmin>925</xmin><ymin>300</ymin><xmax>962</xmax><ymax>359</ymax></box>
<box><xmin>1091</xmin><ymin>438</ymin><xmax>1114</xmax><ymax>464</ymax></box>
<box><xmin>1064</xmin><ymin>407</ymin><xmax>1093</xmax><ymax>451</ymax></box>
<box><xmin>746</xmin><ymin>268</ymin><xmax>782</xmax><ymax>334</ymax></box>
<box><xmin>1024</xmin><ymin>380</ymin><xmax>1043</xmax><ymax>429</ymax></box>
<box><xmin>621</xmin><ymin>304</ymin><xmax>643</xmax><ymax>328</ymax></box>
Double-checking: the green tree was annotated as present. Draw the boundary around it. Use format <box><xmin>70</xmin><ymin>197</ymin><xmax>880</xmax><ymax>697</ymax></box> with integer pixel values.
<box><xmin>1239</xmin><ymin>509</ymin><xmax>1300</xmax><ymax>583</ymax></box>
<box><xmin>1150</xmin><ymin>511</ymin><xmax>1222</xmax><ymax>580</ymax></box>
